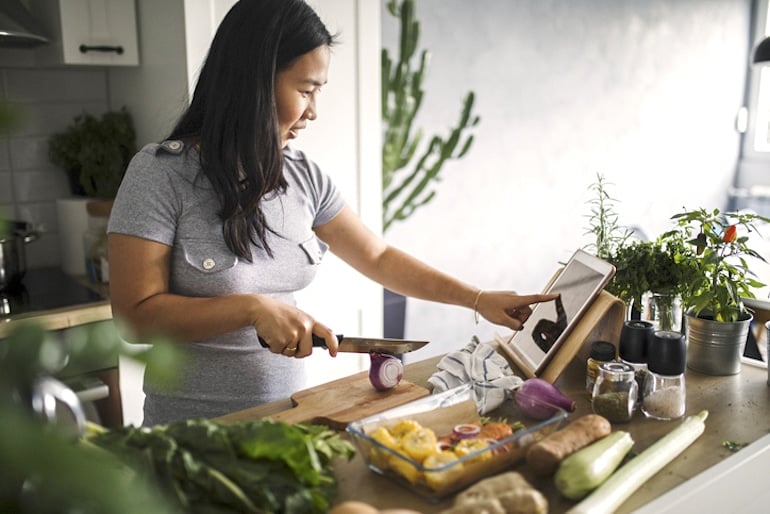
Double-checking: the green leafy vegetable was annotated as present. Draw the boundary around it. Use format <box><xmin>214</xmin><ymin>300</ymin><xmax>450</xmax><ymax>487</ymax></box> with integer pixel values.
<box><xmin>721</xmin><ymin>440</ymin><xmax>749</xmax><ymax>452</ymax></box>
<box><xmin>87</xmin><ymin>418</ymin><xmax>355</xmax><ymax>514</ymax></box>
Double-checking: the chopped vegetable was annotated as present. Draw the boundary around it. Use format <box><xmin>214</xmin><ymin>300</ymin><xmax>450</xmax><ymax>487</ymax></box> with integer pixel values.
<box><xmin>554</xmin><ymin>431</ymin><xmax>634</xmax><ymax>500</ymax></box>
<box><xmin>515</xmin><ymin>378</ymin><xmax>576</xmax><ymax>419</ymax></box>
<box><xmin>453</xmin><ymin>423</ymin><xmax>481</xmax><ymax>439</ymax></box>
<box><xmin>366</xmin><ymin>417</ymin><xmax>523</xmax><ymax>489</ymax></box>
<box><xmin>86</xmin><ymin>417</ymin><xmax>355</xmax><ymax>514</ymax></box>
<box><xmin>567</xmin><ymin>410</ymin><xmax>709</xmax><ymax>514</ymax></box>
<box><xmin>722</xmin><ymin>440</ymin><xmax>749</xmax><ymax>452</ymax></box>
<box><xmin>400</xmin><ymin>426</ymin><xmax>438</xmax><ymax>461</ymax></box>
<box><xmin>369</xmin><ymin>353</ymin><xmax>404</xmax><ymax>391</ymax></box>
<box><xmin>526</xmin><ymin>414</ymin><xmax>612</xmax><ymax>476</ymax></box>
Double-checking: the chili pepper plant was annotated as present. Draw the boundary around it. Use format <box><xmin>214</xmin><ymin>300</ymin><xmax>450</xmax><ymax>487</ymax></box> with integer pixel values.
<box><xmin>661</xmin><ymin>208</ymin><xmax>770</xmax><ymax>322</ymax></box>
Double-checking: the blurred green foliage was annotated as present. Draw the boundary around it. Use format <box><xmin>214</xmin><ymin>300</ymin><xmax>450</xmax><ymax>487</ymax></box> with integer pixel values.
<box><xmin>0</xmin><ymin>322</ymin><xmax>181</xmax><ymax>513</ymax></box>
<box><xmin>381</xmin><ymin>0</ymin><xmax>480</xmax><ymax>232</ymax></box>
<box><xmin>48</xmin><ymin>108</ymin><xmax>136</xmax><ymax>198</ymax></box>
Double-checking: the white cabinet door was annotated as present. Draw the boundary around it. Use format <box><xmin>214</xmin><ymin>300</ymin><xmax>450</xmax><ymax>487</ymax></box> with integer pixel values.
<box><xmin>56</xmin><ymin>0</ymin><xmax>139</xmax><ymax>65</ymax></box>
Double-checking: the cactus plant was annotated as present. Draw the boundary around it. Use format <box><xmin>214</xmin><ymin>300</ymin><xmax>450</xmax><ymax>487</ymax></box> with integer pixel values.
<box><xmin>381</xmin><ymin>0</ymin><xmax>480</xmax><ymax>232</ymax></box>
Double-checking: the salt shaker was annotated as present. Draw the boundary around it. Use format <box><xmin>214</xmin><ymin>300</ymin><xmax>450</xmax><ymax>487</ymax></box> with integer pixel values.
<box><xmin>642</xmin><ymin>330</ymin><xmax>686</xmax><ymax>420</ymax></box>
<box><xmin>592</xmin><ymin>361</ymin><xmax>637</xmax><ymax>423</ymax></box>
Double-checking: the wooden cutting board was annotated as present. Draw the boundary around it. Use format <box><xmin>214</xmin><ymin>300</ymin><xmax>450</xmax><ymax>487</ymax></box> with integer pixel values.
<box><xmin>269</xmin><ymin>370</ymin><xmax>430</xmax><ymax>429</ymax></box>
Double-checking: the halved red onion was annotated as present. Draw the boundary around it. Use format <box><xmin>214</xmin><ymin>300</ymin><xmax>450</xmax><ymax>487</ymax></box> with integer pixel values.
<box><xmin>369</xmin><ymin>353</ymin><xmax>404</xmax><ymax>391</ymax></box>
<box><xmin>452</xmin><ymin>423</ymin><xmax>481</xmax><ymax>439</ymax></box>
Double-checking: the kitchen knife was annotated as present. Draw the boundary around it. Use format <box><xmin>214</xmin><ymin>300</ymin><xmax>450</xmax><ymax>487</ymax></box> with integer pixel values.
<box><xmin>258</xmin><ymin>334</ymin><xmax>428</xmax><ymax>354</ymax></box>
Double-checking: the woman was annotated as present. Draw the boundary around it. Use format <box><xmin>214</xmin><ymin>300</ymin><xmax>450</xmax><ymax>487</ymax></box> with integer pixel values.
<box><xmin>108</xmin><ymin>0</ymin><xmax>556</xmax><ymax>425</ymax></box>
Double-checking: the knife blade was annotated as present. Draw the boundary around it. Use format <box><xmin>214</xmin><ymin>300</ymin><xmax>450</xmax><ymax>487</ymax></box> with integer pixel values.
<box><xmin>314</xmin><ymin>334</ymin><xmax>428</xmax><ymax>354</ymax></box>
<box><xmin>258</xmin><ymin>334</ymin><xmax>428</xmax><ymax>354</ymax></box>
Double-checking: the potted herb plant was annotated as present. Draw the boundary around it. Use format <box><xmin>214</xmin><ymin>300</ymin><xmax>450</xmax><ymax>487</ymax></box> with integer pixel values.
<box><xmin>48</xmin><ymin>107</ymin><xmax>136</xmax><ymax>200</ymax></box>
<box><xmin>662</xmin><ymin>208</ymin><xmax>770</xmax><ymax>375</ymax></box>
<box><xmin>583</xmin><ymin>174</ymin><xmax>699</xmax><ymax>331</ymax></box>
<box><xmin>605</xmin><ymin>236</ymin><xmax>700</xmax><ymax>331</ymax></box>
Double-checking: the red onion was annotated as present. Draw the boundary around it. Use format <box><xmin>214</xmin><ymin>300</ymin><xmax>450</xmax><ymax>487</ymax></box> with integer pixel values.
<box><xmin>369</xmin><ymin>353</ymin><xmax>404</xmax><ymax>391</ymax></box>
<box><xmin>452</xmin><ymin>423</ymin><xmax>481</xmax><ymax>439</ymax></box>
<box><xmin>515</xmin><ymin>378</ymin><xmax>576</xmax><ymax>420</ymax></box>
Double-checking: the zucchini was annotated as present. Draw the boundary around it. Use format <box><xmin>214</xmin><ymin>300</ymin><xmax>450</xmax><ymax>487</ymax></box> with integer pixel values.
<box><xmin>554</xmin><ymin>430</ymin><xmax>634</xmax><ymax>500</ymax></box>
<box><xmin>567</xmin><ymin>409</ymin><xmax>708</xmax><ymax>514</ymax></box>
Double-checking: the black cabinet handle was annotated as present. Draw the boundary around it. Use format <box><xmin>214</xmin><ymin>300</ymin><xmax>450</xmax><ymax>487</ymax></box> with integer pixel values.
<box><xmin>79</xmin><ymin>44</ymin><xmax>124</xmax><ymax>55</ymax></box>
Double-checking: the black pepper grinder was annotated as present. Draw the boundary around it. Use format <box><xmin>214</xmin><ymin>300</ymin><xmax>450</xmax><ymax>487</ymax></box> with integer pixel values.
<box><xmin>619</xmin><ymin>320</ymin><xmax>653</xmax><ymax>407</ymax></box>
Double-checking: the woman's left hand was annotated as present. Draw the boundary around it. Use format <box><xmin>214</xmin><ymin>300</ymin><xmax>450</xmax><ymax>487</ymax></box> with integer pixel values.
<box><xmin>475</xmin><ymin>291</ymin><xmax>560</xmax><ymax>331</ymax></box>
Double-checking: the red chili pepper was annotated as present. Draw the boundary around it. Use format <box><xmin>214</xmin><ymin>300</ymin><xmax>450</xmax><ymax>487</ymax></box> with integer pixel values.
<box><xmin>723</xmin><ymin>225</ymin><xmax>737</xmax><ymax>243</ymax></box>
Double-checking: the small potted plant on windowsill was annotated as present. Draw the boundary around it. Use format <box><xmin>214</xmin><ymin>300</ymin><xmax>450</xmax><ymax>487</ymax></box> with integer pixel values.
<box><xmin>661</xmin><ymin>207</ymin><xmax>770</xmax><ymax>375</ymax></box>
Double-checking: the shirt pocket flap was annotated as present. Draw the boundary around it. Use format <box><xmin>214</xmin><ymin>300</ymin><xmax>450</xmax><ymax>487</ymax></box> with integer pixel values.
<box><xmin>299</xmin><ymin>236</ymin><xmax>328</xmax><ymax>264</ymax></box>
<box><xmin>181</xmin><ymin>240</ymin><xmax>238</xmax><ymax>273</ymax></box>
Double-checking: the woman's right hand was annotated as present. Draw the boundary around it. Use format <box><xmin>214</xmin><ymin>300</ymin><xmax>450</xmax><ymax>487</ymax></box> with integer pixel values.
<box><xmin>252</xmin><ymin>295</ymin><xmax>338</xmax><ymax>358</ymax></box>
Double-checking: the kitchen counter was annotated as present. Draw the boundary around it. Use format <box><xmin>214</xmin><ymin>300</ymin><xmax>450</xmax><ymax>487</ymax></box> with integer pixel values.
<box><xmin>0</xmin><ymin>269</ymin><xmax>111</xmax><ymax>338</ymax></box>
<box><xmin>221</xmin><ymin>348</ymin><xmax>770</xmax><ymax>513</ymax></box>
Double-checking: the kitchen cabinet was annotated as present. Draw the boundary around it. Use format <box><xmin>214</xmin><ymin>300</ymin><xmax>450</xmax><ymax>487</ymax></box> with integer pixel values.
<box><xmin>33</xmin><ymin>0</ymin><xmax>139</xmax><ymax>66</ymax></box>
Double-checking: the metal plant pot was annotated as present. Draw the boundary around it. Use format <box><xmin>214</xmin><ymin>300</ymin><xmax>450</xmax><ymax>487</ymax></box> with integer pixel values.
<box><xmin>685</xmin><ymin>309</ymin><xmax>752</xmax><ymax>376</ymax></box>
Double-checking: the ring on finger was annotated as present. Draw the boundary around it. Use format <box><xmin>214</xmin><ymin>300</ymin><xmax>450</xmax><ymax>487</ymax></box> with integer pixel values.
<box><xmin>283</xmin><ymin>346</ymin><xmax>298</xmax><ymax>354</ymax></box>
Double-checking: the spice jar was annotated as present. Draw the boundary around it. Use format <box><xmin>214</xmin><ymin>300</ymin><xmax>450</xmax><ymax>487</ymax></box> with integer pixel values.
<box><xmin>619</xmin><ymin>320</ymin><xmax>653</xmax><ymax>408</ymax></box>
<box><xmin>586</xmin><ymin>341</ymin><xmax>616</xmax><ymax>394</ymax></box>
<box><xmin>642</xmin><ymin>330</ymin><xmax>686</xmax><ymax>420</ymax></box>
<box><xmin>592</xmin><ymin>362</ymin><xmax>637</xmax><ymax>423</ymax></box>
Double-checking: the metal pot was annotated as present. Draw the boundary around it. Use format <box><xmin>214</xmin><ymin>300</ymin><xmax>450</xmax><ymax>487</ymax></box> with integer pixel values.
<box><xmin>685</xmin><ymin>309</ymin><xmax>753</xmax><ymax>376</ymax></box>
<box><xmin>0</xmin><ymin>220</ymin><xmax>40</xmax><ymax>290</ymax></box>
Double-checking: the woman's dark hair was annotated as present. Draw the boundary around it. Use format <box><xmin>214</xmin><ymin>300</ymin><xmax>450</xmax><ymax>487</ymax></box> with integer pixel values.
<box><xmin>169</xmin><ymin>0</ymin><xmax>335</xmax><ymax>260</ymax></box>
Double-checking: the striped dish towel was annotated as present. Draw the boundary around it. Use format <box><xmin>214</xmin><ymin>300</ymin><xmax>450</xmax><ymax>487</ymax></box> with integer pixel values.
<box><xmin>427</xmin><ymin>336</ymin><xmax>523</xmax><ymax>414</ymax></box>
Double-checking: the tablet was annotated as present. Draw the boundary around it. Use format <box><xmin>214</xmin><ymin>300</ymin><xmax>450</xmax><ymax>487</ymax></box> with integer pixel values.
<box><xmin>504</xmin><ymin>249</ymin><xmax>616</xmax><ymax>376</ymax></box>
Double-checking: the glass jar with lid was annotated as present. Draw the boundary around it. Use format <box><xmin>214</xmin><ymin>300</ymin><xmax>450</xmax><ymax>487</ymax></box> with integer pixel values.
<box><xmin>642</xmin><ymin>330</ymin><xmax>686</xmax><ymax>420</ymax></box>
<box><xmin>591</xmin><ymin>361</ymin><xmax>637</xmax><ymax>423</ymax></box>
<box><xmin>586</xmin><ymin>340</ymin><xmax>616</xmax><ymax>394</ymax></box>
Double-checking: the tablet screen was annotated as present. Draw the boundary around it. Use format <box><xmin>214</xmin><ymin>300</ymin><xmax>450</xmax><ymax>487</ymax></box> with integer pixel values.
<box><xmin>507</xmin><ymin>249</ymin><xmax>615</xmax><ymax>374</ymax></box>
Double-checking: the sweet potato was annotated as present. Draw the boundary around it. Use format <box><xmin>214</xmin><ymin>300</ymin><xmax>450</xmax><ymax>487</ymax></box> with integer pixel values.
<box><xmin>525</xmin><ymin>414</ymin><xmax>611</xmax><ymax>476</ymax></box>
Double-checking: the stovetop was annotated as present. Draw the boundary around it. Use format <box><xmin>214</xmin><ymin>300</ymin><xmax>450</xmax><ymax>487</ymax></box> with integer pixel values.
<box><xmin>0</xmin><ymin>268</ymin><xmax>106</xmax><ymax>318</ymax></box>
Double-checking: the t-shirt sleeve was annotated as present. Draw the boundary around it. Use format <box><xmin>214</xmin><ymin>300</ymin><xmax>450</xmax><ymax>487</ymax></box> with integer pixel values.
<box><xmin>294</xmin><ymin>151</ymin><xmax>346</xmax><ymax>227</ymax></box>
<box><xmin>107</xmin><ymin>147</ymin><xmax>180</xmax><ymax>246</ymax></box>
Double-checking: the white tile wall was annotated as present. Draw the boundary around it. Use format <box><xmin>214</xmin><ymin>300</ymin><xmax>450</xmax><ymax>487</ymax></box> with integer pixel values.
<box><xmin>0</xmin><ymin>66</ymin><xmax>109</xmax><ymax>269</ymax></box>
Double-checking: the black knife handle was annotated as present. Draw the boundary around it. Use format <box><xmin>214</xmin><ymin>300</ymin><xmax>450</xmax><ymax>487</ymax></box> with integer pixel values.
<box><xmin>258</xmin><ymin>334</ymin><xmax>344</xmax><ymax>349</ymax></box>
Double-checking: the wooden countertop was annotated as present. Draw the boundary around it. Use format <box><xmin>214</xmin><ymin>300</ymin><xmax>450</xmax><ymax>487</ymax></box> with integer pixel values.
<box><xmin>0</xmin><ymin>275</ymin><xmax>111</xmax><ymax>338</ymax></box>
<box><xmin>223</xmin><ymin>351</ymin><xmax>770</xmax><ymax>513</ymax></box>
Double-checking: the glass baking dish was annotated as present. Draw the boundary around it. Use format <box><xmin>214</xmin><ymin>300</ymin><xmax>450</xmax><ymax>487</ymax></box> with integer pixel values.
<box><xmin>346</xmin><ymin>383</ymin><xmax>568</xmax><ymax>501</ymax></box>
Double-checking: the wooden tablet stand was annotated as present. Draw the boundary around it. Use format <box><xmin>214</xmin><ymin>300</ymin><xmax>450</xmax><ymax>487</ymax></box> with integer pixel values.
<box><xmin>496</xmin><ymin>290</ymin><xmax>626</xmax><ymax>383</ymax></box>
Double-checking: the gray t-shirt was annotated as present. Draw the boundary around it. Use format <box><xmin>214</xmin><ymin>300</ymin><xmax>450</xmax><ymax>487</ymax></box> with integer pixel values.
<box><xmin>108</xmin><ymin>140</ymin><xmax>345</xmax><ymax>425</ymax></box>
